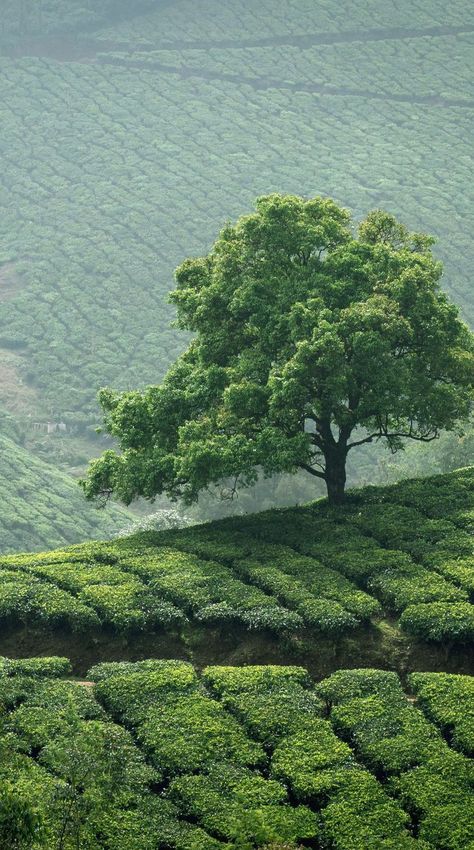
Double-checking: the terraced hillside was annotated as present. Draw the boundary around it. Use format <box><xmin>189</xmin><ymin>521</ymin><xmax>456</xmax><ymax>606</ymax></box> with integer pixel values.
<box><xmin>1</xmin><ymin>658</ymin><xmax>473</xmax><ymax>849</ymax></box>
<box><xmin>1</xmin><ymin>468</ymin><xmax>472</xmax><ymax>676</ymax></box>
<box><xmin>1</xmin><ymin>0</ymin><xmax>474</xmax><ymax>550</ymax></box>
<box><xmin>0</xmin><ymin>434</ymin><xmax>132</xmax><ymax>553</ymax></box>
<box><xmin>0</xmin><ymin>0</ymin><xmax>157</xmax><ymax>42</ymax></box>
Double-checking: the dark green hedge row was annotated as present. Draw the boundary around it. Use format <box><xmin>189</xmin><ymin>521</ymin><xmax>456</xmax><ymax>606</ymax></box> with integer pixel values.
<box><xmin>318</xmin><ymin>668</ymin><xmax>474</xmax><ymax>850</ymax></box>
<box><xmin>1</xmin><ymin>468</ymin><xmax>472</xmax><ymax>643</ymax></box>
<box><xmin>204</xmin><ymin>665</ymin><xmax>425</xmax><ymax>849</ymax></box>
<box><xmin>2</xmin><ymin>656</ymin><xmax>473</xmax><ymax>850</ymax></box>
<box><xmin>168</xmin><ymin>762</ymin><xmax>318</xmax><ymax>846</ymax></box>
<box><xmin>409</xmin><ymin>672</ymin><xmax>474</xmax><ymax>757</ymax></box>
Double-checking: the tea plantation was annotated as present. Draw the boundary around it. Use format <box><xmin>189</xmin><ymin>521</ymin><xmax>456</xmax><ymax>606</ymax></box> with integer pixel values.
<box><xmin>1</xmin><ymin>657</ymin><xmax>473</xmax><ymax>849</ymax></box>
<box><xmin>1</xmin><ymin>0</ymin><xmax>474</xmax><ymax>551</ymax></box>
<box><xmin>0</xmin><ymin>433</ymin><xmax>133</xmax><ymax>553</ymax></box>
<box><xmin>0</xmin><ymin>468</ymin><xmax>472</xmax><ymax>677</ymax></box>
<box><xmin>1</xmin><ymin>4</ymin><xmax>473</xmax><ymax>844</ymax></box>
<box><xmin>1</xmin><ymin>471</ymin><xmax>473</xmax><ymax>847</ymax></box>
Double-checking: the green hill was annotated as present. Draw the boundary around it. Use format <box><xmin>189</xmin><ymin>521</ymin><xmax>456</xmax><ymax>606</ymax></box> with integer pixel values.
<box><xmin>1</xmin><ymin>470</ymin><xmax>473</xmax><ymax>848</ymax></box>
<box><xmin>0</xmin><ymin>433</ymin><xmax>132</xmax><ymax>553</ymax></box>
<box><xmin>0</xmin><ymin>0</ymin><xmax>473</xmax><ymax>550</ymax></box>
<box><xmin>1</xmin><ymin>468</ymin><xmax>472</xmax><ymax>674</ymax></box>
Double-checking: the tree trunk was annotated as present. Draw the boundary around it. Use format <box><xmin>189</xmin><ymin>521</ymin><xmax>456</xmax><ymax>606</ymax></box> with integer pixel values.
<box><xmin>324</xmin><ymin>447</ymin><xmax>347</xmax><ymax>505</ymax></box>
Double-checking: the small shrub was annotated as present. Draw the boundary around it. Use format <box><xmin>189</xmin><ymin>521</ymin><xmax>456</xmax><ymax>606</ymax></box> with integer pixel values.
<box><xmin>400</xmin><ymin>601</ymin><xmax>474</xmax><ymax>642</ymax></box>
<box><xmin>0</xmin><ymin>657</ymin><xmax>71</xmax><ymax>678</ymax></box>
<box><xmin>203</xmin><ymin>665</ymin><xmax>310</xmax><ymax>696</ymax></box>
<box><xmin>94</xmin><ymin>664</ymin><xmax>199</xmax><ymax>725</ymax></box>
<box><xmin>409</xmin><ymin>672</ymin><xmax>474</xmax><ymax>756</ymax></box>
<box><xmin>139</xmin><ymin>693</ymin><xmax>264</xmax><ymax>775</ymax></box>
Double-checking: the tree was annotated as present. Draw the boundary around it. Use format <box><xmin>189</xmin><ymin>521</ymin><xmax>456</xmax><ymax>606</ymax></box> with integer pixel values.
<box><xmin>42</xmin><ymin>703</ymin><xmax>155</xmax><ymax>849</ymax></box>
<box><xmin>82</xmin><ymin>194</ymin><xmax>474</xmax><ymax>506</ymax></box>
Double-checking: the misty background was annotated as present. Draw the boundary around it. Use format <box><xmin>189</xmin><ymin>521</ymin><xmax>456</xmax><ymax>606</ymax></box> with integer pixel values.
<box><xmin>0</xmin><ymin>0</ymin><xmax>473</xmax><ymax>552</ymax></box>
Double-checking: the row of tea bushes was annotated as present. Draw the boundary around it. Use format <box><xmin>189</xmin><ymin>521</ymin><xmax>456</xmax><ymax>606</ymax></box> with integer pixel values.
<box><xmin>120</xmin><ymin>550</ymin><xmax>302</xmax><ymax>631</ymax></box>
<box><xmin>318</xmin><ymin>669</ymin><xmax>474</xmax><ymax>849</ymax></box>
<box><xmin>91</xmin><ymin>0</ymin><xmax>474</xmax><ymax>45</ymax></box>
<box><xmin>2</xmin><ymin>0</ymin><xmax>473</xmax><ymax>554</ymax></box>
<box><xmin>1</xmin><ymin>44</ymin><xmax>473</xmax><ymax>424</ymax></box>
<box><xmin>200</xmin><ymin>664</ymin><xmax>471</xmax><ymax>850</ymax></box>
<box><xmin>167</xmin><ymin>467</ymin><xmax>473</xmax><ymax>643</ymax></box>
<box><xmin>1</xmin><ymin>656</ymin><xmax>472</xmax><ymax>849</ymax></box>
<box><xmin>409</xmin><ymin>672</ymin><xmax>474</xmax><ymax>757</ymax></box>
<box><xmin>0</xmin><ymin>434</ymin><xmax>131</xmax><ymax>554</ymax></box>
<box><xmin>1</xmin><ymin>469</ymin><xmax>472</xmax><ymax>643</ymax></box>
<box><xmin>86</xmin><ymin>661</ymin><xmax>321</xmax><ymax>847</ymax></box>
<box><xmin>0</xmin><ymin>658</ymin><xmax>221</xmax><ymax>850</ymax></box>
<box><xmin>105</xmin><ymin>31</ymin><xmax>474</xmax><ymax>101</ymax></box>
<box><xmin>0</xmin><ymin>555</ymin><xmax>185</xmax><ymax>631</ymax></box>
<box><xmin>205</xmin><ymin>665</ymin><xmax>420</xmax><ymax>848</ymax></box>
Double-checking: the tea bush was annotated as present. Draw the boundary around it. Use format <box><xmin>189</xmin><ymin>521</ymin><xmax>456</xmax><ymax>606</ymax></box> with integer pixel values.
<box><xmin>409</xmin><ymin>672</ymin><xmax>474</xmax><ymax>756</ymax></box>
<box><xmin>320</xmin><ymin>667</ymin><xmax>474</xmax><ymax>849</ymax></box>
<box><xmin>139</xmin><ymin>693</ymin><xmax>265</xmax><ymax>775</ymax></box>
<box><xmin>0</xmin><ymin>436</ymin><xmax>132</xmax><ymax>554</ymax></box>
<box><xmin>202</xmin><ymin>664</ymin><xmax>310</xmax><ymax>696</ymax></box>
<box><xmin>1</xmin><ymin>656</ymin><xmax>472</xmax><ymax>849</ymax></box>
<box><xmin>0</xmin><ymin>467</ymin><xmax>472</xmax><ymax>644</ymax></box>
<box><xmin>392</xmin><ymin>748</ymin><xmax>474</xmax><ymax>850</ymax></box>
<box><xmin>202</xmin><ymin>665</ymin><xmax>321</xmax><ymax>747</ymax></box>
<box><xmin>400</xmin><ymin>601</ymin><xmax>474</xmax><ymax>642</ymax></box>
<box><xmin>168</xmin><ymin>763</ymin><xmax>318</xmax><ymax>844</ymax></box>
<box><xmin>94</xmin><ymin>662</ymin><xmax>199</xmax><ymax>725</ymax></box>
<box><xmin>0</xmin><ymin>656</ymin><xmax>71</xmax><ymax>678</ymax></box>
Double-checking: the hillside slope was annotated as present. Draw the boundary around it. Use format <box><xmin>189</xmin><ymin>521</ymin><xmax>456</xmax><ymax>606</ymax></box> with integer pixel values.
<box><xmin>1</xmin><ymin>468</ymin><xmax>472</xmax><ymax>675</ymax></box>
<box><xmin>0</xmin><ymin>0</ymin><xmax>473</xmax><ymax>550</ymax></box>
<box><xmin>0</xmin><ymin>433</ymin><xmax>132</xmax><ymax>553</ymax></box>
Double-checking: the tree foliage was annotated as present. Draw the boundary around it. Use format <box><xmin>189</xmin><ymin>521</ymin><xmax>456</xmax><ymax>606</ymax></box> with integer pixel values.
<box><xmin>83</xmin><ymin>194</ymin><xmax>473</xmax><ymax>504</ymax></box>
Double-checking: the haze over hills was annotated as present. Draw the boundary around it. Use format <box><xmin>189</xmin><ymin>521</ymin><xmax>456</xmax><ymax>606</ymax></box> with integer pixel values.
<box><xmin>0</xmin><ymin>6</ymin><xmax>473</xmax><ymax>845</ymax></box>
<box><xmin>0</xmin><ymin>0</ymin><xmax>473</xmax><ymax>551</ymax></box>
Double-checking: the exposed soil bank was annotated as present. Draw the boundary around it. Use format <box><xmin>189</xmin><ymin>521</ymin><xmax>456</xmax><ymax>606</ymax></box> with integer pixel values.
<box><xmin>1</xmin><ymin>621</ymin><xmax>472</xmax><ymax>680</ymax></box>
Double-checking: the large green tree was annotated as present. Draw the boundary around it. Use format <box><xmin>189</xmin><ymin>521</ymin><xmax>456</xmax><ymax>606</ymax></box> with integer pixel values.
<box><xmin>83</xmin><ymin>194</ymin><xmax>474</xmax><ymax>506</ymax></box>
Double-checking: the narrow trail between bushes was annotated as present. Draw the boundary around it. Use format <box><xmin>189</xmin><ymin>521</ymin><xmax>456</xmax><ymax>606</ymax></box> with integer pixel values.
<box><xmin>97</xmin><ymin>56</ymin><xmax>474</xmax><ymax>110</ymax></box>
<box><xmin>5</xmin><ymin>22</ymin><xmax>474</xmax><ymax>63</ymax></box>
<box><xmin>138</xmin><ymin>22</ymin><xmax>474</xmax><ymax>51</ymax></box>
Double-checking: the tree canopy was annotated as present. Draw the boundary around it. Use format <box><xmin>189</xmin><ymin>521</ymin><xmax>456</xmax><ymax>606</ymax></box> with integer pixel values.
<box><xmin>82</xmin><ymin>194</ymin><xmax>474</xmax><ymax>506</ymax></box>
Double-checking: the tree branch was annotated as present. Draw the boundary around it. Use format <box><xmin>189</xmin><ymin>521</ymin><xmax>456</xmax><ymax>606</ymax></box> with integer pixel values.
<box><xmin>347</xmin><ymin>431</ymin><xmax>383</xmax><ymax>450</ymax></box>
<box><xmin>347</xmin><ymin>426</ymin><xmax>440</xmax><ymax>452</ymax></box>
<box><xmin>310</xmin><ymin>432</ymin><xmax>325</xmax><ymax>451</ymax></box>
<box><xmin>298</xmin><ymin>462</ymin><xmax>326</xmax><ymax>480</ymax></box>
<box><xmin>386</xmin><ymin>430</ymin><xmax>440</xmax><ymax>443</ymax></box>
